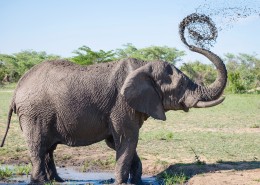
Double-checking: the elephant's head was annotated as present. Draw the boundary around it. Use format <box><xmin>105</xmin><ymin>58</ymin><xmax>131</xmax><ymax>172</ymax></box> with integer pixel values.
<box><xmin>121</xmin><ymin>55</ymin><xmax>226</xmax><ymax>121</ymax></box>
<box><xmin>121</xmin><ymin>14</ymin><xmax>227</xmax><ymax>121</ymax></box>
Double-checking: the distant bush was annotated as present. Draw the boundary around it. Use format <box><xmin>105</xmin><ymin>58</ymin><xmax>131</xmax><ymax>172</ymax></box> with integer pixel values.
<box><xmin>180</xmin><ymin>61</ymin><xmax>216</xmax><ymax>86</ymax></box>
<box><xmin>180</xmin><ymin>53</ymin><xmax>260</xmax><ymax>94</ymax></box>
<box><xmin>0</xmin><ymin>47</ymin><xmax>259</xmax><ymax>95</ymax></box>
<box><xmin>224</xmin><ymin>53</ymin><xmax>260</xmax><ymax>93</ymax></box>
<box><xmin>0</xmin><ymin>51</ymin><xmax>60</xmax><ymax>82</ymax></box>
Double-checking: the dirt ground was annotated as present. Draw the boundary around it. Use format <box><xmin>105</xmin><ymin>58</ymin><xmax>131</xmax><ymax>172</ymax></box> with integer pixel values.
<box><xmin>159</xmin><ymin>162</ymin><xmax>260</xmax><ymax>185</ymax></box>
<box><xmin>1</xmin><ymin>131</ymin><xmax>259</xmax><ymax>184</ymax></box>
<box><xmin>188</xmin><ymin>169</ymin><xmax>260</xmax><ymax>185</ymax></box>
<box><xmin>2</xmin><ymin>146</ymin><xmax>260</xmax><ymax>185</ymax></box>
<box><xmin>54</xmin><ymin>145</ymin><xmax>259</xmax><ymax>185</ymax></box>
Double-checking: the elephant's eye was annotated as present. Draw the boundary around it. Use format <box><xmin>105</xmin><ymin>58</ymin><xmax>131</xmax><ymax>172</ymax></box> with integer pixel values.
<box><xmin>179</xmin><ymin>81</ymin><xmax>184</xmax><ymax>88</ymax></box>
<box><xmin>165</xmin><ymin>77</ymin><xmax>172</xmax><ymax>84</ymax></box>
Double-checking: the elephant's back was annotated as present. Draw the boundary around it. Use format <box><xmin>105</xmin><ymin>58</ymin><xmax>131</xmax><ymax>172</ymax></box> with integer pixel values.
<box><xmin>12</xmin><ymin>58</ymin><xmax>146</xmax><ymax>117</ymax></box>
<box><xmin>12</xmin><ymin>59</ymin><xmax>117</xmax><ymax>123</ymax></box>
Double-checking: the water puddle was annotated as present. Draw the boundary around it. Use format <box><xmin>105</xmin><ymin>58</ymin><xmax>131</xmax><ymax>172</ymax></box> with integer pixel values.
<box><xmin>1</xmin><ymin>166</ymin><xmax>160</xmax><ymax>185</ymax></box>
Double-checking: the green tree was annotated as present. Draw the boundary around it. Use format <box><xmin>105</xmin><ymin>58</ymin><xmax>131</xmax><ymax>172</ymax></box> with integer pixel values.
<box><xmin>115</xmin><ymin>43</ymin><xmax>139</xmax><ymax>59</ymax></box>
<box><xmin>224</xmin><ymin>53</ymin><xmax>260</xmax><ymax>93</ymax></box>
<box><xmin>0</xmin><ymin>50</ymin><xmax>60</xmax><ymax>82</ymax></box>
<box><xmin>115</xmin><ymin>43</ymin><xmax>185</xmax><ymax>65</ymax></box>
<box><xmin>14</xmin><ymin>50</ymin><xmax>60</xmax><ymax>77</ymax></box>
<box><xmin>71</xmin><ymin>46</ymin><xmax>116</xmax><ymax>65</ymax></box>
<box><xmin>180</xmin><ymin>61</ymin><xmax>216</xmax><ymax>86</ymax></box>
<box><xmin>227</xmin><ymin>72</ymin><xmax>245</xmax><ymax>93</ymax></box>
<box><xmin>0</xmin><ymin>54</ymin><xmax>20</xmax><ymax>82</ymax></box>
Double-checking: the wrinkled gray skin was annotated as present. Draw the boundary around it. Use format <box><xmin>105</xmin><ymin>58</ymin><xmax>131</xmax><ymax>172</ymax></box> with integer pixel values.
<box><xmin>1</xmin><ymin>44</ymin><xmax>227</xmax><ymax>184</ymax></box>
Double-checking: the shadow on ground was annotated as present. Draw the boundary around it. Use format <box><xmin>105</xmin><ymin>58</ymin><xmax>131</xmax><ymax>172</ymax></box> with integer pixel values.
<box><xmin>157</xmin><ymin>160</ymin><xmax>260</xmax><ymax>178</ymax></box>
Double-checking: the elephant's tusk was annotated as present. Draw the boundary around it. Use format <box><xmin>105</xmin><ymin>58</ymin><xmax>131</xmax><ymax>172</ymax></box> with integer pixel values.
<box><xmin>194</xmin><ymin>96</ymin><xmax>225</xmax><ymax>108</ymax></box>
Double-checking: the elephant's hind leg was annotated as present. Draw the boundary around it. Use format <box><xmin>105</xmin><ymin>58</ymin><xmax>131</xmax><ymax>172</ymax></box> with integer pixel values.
<box><xmin>45</xmin><ymin>144</ymin><xmax>64</xmax><ymax>182</ymax></box>
<box><xmin>20</xmin><ymin>116</ymin><xmax>49</xmax><ymax>183</ymax></box>
<box><xmin>29</xmin><ymin>154</ymin><xmax>48</xmax><ymax>184</ymax></box>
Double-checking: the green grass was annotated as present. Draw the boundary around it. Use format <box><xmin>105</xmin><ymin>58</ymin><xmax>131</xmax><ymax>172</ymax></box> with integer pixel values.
<box><xmin>158</xmin><ymin>171</ymin><xmax>188</xmax><ymax>185</ymax></box>
<box><xmin>254</xmin><ymin>179</ymin><xmax>260</xmax><ymax>182</ymax></box>
<box><xmin>0</xmin><ymin>84</ymin><xmax>259</xmax><ymax>176</ymax></box>
<box><xmin>0</xmin><ymin>83</ymin><xmax>16</xmax><ymax>91</ymax></box>
<box><xmin>0</xmin><ymin>166</ymin><xmax>13</xmax><ymax>180</ymax></box>
<box><xmin>250</xmin><ymin>124</ymin><xmax>260</xmax><ymax>128</ymax></box>
<box><xmin>82</xmin><ymin>155</ymin><xmax>116</xmax><ymax>172</ymax></box>
<box><xmin>138</xmin><ymin>94</ymin><xmax>260</xmax><ymax>164</ymax></box>
<box><xmin>13</xmin><ymin>164</ymin><xmax>31</xmax><ymax>176</ymax></box>
<box><xmin>0</xmin><ymin>87</ymin><xmax>29</xmax><ymax>163</ymax></box>
<box><xmin>0</xmin><ymin>164</ymin><xmax>31</xmax><ymax>180</ymax></box>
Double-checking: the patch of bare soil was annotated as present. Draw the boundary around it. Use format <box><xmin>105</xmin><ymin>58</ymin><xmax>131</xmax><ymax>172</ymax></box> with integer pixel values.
<box><xmin>160</xmin><ymin>161</ymin><xmax>260</xmax><ymax>185</ymax></box>
<box><xmin>188</xmin><ymin>169</ymin><xmax>260</xmax><ymax>185</ymax></box>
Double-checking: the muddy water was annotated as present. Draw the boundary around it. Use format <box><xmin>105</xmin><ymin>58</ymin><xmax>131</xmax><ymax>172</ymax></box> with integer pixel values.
<box><xmin>2</xmin><ymin>166</ymin><xmax>160</xmax><ymax>185</ymax></box>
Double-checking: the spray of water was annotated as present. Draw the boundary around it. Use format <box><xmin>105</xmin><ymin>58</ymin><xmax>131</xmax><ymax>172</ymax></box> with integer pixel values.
<box><xmin>179</xmin><ymin>0</ymin><xmax>260</xmax><ymax>49</ymax></box>
<box><xmin>179</xmin><ymin>13</ymin><xmax>218</xmax><ymax>49</ymax></box>
<box><xmin>196</xmin><ymin>0</ymin><xmax>260</xmax><ymax>31</ymax></box>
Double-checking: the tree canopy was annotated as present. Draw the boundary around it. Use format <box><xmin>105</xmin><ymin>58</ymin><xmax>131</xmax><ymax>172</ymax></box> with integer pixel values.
<box><xmin>180</xmin><ymin>61</ymin><xmax>216</xmax><ymax>86</ymax></box>
<box><xmin>115</xmin><ymin>43</ymin><xmax>185</xmax><ymax>65</ymax></box>
<box><xmin>0</xmin><ymin>50</ymin><xmax>60</xmax><ymax>82</ymax></box>
<box><xmin>180</xmin><ymin>53</ymin><xmax>260</xmax><ymax>94</ymax></box>
<box><xmin>0</xmin><ymin>45</ymin><xmax>259</xmax><ymax>94</ymax></box>
<box><xmin>71</xmin><ymin>46</ymin><xmax>116</xmax><ymax>65</ymax></box>
<box><xmin>224</xmin><ymin>53</ymin><xmax>260</xmax><ymax>93</ymax></box>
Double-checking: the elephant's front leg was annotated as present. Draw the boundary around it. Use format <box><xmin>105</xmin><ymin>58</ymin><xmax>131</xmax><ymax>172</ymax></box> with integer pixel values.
<box><xmin>130</xmin><ymin>152</ymin><xmax>143</xmax><ymax>184</ymax></box>
<box><xmin>115</xmin><ymin>135</ymin><xmax>138</xmax><ymax>184</ymax></box>
<box><xmin>105</xmin><ymin>136</ymin><xmax>142</xmax><ymax>184</ymax></box>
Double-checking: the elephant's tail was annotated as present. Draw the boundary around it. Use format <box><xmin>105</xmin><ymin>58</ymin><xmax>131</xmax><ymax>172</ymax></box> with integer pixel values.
<box><xmin>0</xmin><ymin>107</ymin><xmax>13</xmax><ymax>147</ymax></box>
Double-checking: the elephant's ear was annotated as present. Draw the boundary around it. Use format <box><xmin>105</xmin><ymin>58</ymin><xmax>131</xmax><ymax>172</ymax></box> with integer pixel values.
<box><xmin>120</xmin><ymin>68</ymin><xmax>166</xmax><ymax>121</ymax></box>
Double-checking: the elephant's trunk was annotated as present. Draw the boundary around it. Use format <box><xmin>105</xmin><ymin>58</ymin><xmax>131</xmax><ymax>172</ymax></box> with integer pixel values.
<box><xmin>179</xmin><ymin>13</ymin><xmax>227</xmax><ymax>108</ymax></box>
<box><xmin>190</xmin><ymin>46</ymin><xmax>227</xmax><ymax>105</ymax></box>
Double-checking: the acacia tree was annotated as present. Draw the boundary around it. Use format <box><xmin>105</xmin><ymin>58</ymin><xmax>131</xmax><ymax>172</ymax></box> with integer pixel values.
<box><xmin>71</xmin><ymin>46</ymin><xmax>116</xmax><ymax>65</ymax></box>
<box><xmin>115</xmin><ymin>43</ymin><xmax>139</xmax><ymax>59</ymax></box>
<box><xmin>115</xmin><ymin>43</ymin><xmax>185</xmax><ymax>65</ymax></box>
<box><xmin>0</xmin><ymin>51</ymin><xmax>60</xmax><ymax>82</ymax></box>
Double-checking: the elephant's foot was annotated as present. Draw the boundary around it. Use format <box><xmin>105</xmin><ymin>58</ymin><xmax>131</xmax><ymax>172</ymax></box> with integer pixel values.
<box><xmin>115</xmin><ymin>182</ymin><xmax>144</xmax><ymax>185</ymax></box>
<box><xmin>114</xmin><ymin>180</ymin><xmax>143</xmax><ymax>185</ymax></box>
<box><xmin>50</xmin><ymin>175</ymin><xmax>65</xmax><ymax>182</ymax></box>
<box><xmin>30</xmin><ymin>176</ymin><xmax>49</xmax><ymax>185</ymax></box>
<box><xmin>47</xmin><ymin>171</ymin><xmax>64</xmax><ymax>182</ymax></box>
<box><xmin>30</xmin><ymin>177</ymin><xmax>64</xmax><ymax>185</ymax></box>
<box><xmin>130</xmin><ymin>175</ymin><xmax>143</xmax><ymax>185</ymax></box>
<box><xmin>130</xmin><ymin>179</ymin><xmax>143</xmax><ymax>185</ymax></box>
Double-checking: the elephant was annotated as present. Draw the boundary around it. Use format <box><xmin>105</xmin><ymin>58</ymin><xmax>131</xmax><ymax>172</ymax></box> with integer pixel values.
<box><xmin>1</xmin><ymin>17</ymin><xmax>227</xmax><ymax>185</ymax></box>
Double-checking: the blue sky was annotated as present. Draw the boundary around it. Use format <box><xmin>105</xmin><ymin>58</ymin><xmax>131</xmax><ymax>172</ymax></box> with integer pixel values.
<box><xmin>0</xmin><ymin>0</ymin><xmax>259</xmax><ymax>64</ymax></box>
